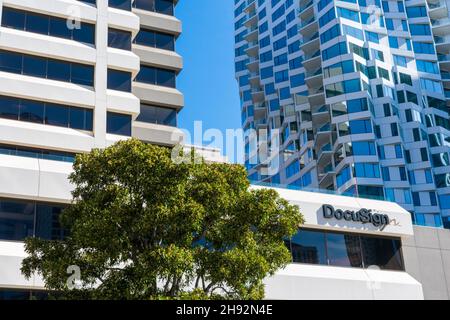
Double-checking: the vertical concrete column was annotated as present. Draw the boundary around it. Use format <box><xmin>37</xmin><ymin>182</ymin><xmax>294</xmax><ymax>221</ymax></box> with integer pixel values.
<box><xmin>0</xmin><ymin>1</ymin><xmax>4</xmax><ymax>28</ymax></box>
<box><xmin>94</xmin><ymin>0</ymin><xmax>108</xmax><ymax>148</ymax></box>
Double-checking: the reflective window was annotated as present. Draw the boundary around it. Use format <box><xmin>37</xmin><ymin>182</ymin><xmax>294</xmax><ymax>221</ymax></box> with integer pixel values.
<box><xmin>0</xmin><ymin>289</ymin><xmax>48</xmax><ymax>300</ymax></box>
<box><xmin>107</xmin><ymin>112</ymin><xmax>132</xmax><ymax>136</ymax></box>
<box><xmin>133</xmin><ymin>29</ymin><xmax>175</xmax><ymax>51</ymax></box>
<box><xmin>1</xmin><ymin>7</ymin><xmax>95</xmax><ymax>45</ymax></box>
<box><xmin>108</xmin><ymin>28</ymin><xmax>132</xmax><ymax>50</ymax></box>
<box><xmin>361</xmin><ymin>237</ymin><xmax>403</xmax><ymax>270</ymax></box>
<box><xmin>136</xmin><ymin>104</ymin><xmax>177</xmax><ymax>126</ymax></box>
<box><xmin>286</xmin><ymin>229</ymin><xmax>405</xmax><ymax>271</ymax></box>
<box><xmin>326</xmin><ymin>232</ymin><xmax>363</xmax><ymax>268</ymax></box>
<box><xmin>109</xmin><ymin>0</ymin><xmax>132</xmax><ymax>11</ymax></box>
<box><xmin>133</xmin><ymin>0</ymin><xmax>174</xmax><ymax>16</ymax></box>
<box><xmin>0</xmin><ymin>199</ymin><xmax>34</xmax><ymax>241</ymax></box>
<box><xmin>107</xmin><ymin>69</ymin><xmax>132</xmax><ymax>92</ymax></box>
<box><xmin>0</xmin><ymin>144</ymin><xmax>75</xmax><ymax>163</ymax></box>
<box><xmin>290</xmin><ymin>230</ymin><xmax>327</xmax><ymax>265</ymax></box>
<box><xmin>0</xmin><ymin>95</ymin><xmax>93</xmax><ymax>131</ymax></box>
<box><xmin>0</xmin><ymin>50</ymin><xmax>94</xmax><ymax>87</ymax></box>
<box><xmin>136</xmin><ymin>65</ymin><xmax>176</xmax><ymax>88</ymax></box>
<box><xmin>0</xmin><ymin>198</ymin><xmax>66</xmax><ymax>241</ymax></box>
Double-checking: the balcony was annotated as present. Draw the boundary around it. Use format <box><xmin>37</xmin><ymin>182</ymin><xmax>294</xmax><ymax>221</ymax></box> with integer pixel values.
<box><xmin>317</xmin><ymin>143</ymin><xmax>333</xmax><ymax>163</ymax></box>
<box><xmin>246</xmin><ymin>56</ymin><xmax>259</xmax><ymax>72</ymax></box>
<box><xmin>244</xmin><ymin>0</ymin><xmax>256</xmax><ymax>12</ymax></box>
<box><xmin>298</xmin><ymin>0</ymin><xmax>314</xmax><ymax>19</ymax></box>
<box><xmin>244</xmin><ymin>25</ymin><xmax>259</xmax><ymax>42</ymax></box>
<box><xmin>431</xmin><ymin>18</ymin><xmax>450</xmax><ymax>35</ymax></box>
<box><xmin>251</xmin><ymin>87</ymin><xmax>265</xmax><ymax>103</ymax></box>
<box><xmin>248</xmin><ymin>72</ymin><xmax>260</xmax><ymax>86</ymax></box>
<box><xmin>245</xmin><ymin>40</ymin><xmax>259</xmax><ymax>57</ymax></box>
<box><xmin>244</xmin><ymin>10</ymin><xmax>258</xmax><ymax>28</ymax></box>
<box><xmin>427</xmin><ymin>0</ymin><xmax>448</xmax><ymax>19</ymax></box>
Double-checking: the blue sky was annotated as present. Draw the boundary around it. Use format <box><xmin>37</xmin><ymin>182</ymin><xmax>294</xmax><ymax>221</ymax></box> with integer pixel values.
<box><xmin>176</xmin><ymin>0</ymin><xmax>242</xmax><ymax>161</ymax></box>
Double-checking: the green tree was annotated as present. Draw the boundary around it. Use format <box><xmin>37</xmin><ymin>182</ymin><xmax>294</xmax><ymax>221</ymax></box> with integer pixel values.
<box><xmin>21</xmin><ymin>139</ymin><xmax>303</xmax><ymax>300</ymax></box>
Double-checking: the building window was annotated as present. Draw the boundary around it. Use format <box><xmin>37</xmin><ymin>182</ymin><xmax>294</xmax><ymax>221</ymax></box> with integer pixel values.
<box><xmin>0</xmin><ymin>198</ymin><xmax>66</xmax><ymax>242</ymax></box>
<box><xmin>0</xmin><ymin>144</ymin><xmax>76</xmax><ymax>163</ymax></box>
<box><xmin>1</xmin><ymin>7</ymin><xmax>95</xmax><ymax>45</ymax></box>
<box><xmin>108</xmin><ymin>28</ymin><xmax>132</xmax><ymax>50</ymax></box>
<box><xmin>107</xmin><ymin>112</ymin><xmax>132</xmax><ymax>136</ymax></box>
<box><xmin>0</xmin><ymin>95</ymin><xmax>93</xmax><ymax>131</ymax></box>
<box><xmin>107</xmin><ymin>69</ymin><xmax>132</xmax><ymax>92</ymax></box>
<box><xmin>289</xmin><ymin>229</ymin><xmax>327</xmax><ymax>265</ymax></box>
<box><xmin>133</xmin><ymin>29</ymin><xmax>175</xmax><ymax>51</ymax></box>
<box><xmin>136</xmin><ymin>104</ymin><xmax>177</xmax><ymax>127</ymax></box>
<box><xmin>0</xmin><ymin>50</ymin><xmax>94</xmax><ymax>87</ymax></box>
<box><xmin>136</xmin><ymin>65</ymin><xmax>176</xmax><ymax>88</ymax></box>
<box><xmin>109</xmin><ymin>0</ymin><xmax>132</xmax><ymax>11</ymax></box>
<box><xmin>133</xmin><ymin>0</ymin><xmax>175</xmax><ymax>16</ymax></box>
<box><xmin>286</xmin><ymin>229</ymin><xmax>405</xmax><ymax>271</ymax></box>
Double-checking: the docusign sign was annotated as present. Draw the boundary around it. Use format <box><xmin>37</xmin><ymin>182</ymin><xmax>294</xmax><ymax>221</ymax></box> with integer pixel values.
<box><xmin>322</xmin><ymin>204</ymin><xmax>390</xmax><ymax>230</ymax></box>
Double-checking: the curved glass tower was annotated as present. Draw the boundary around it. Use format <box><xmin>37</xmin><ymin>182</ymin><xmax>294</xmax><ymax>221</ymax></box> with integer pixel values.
<box><xmin>234</xmin><ymin>0</ymin><xmax>450</xmax><ymax>228</ymax></box>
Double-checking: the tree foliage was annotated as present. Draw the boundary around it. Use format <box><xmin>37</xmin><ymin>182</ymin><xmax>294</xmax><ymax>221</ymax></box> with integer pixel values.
<box><xmin>21</xmin><ymin>139</ymin><xmax>304</xmax><ymax>300</ymax></box>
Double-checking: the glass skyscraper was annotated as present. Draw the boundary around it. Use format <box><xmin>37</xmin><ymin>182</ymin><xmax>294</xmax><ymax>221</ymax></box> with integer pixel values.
<box><xmin>234</xmin><ymin>0</ymin><xmax>450</xmax><ymax>228</ymax></box>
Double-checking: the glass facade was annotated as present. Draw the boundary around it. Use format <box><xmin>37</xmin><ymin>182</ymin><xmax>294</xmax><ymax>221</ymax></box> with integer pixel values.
<box><xmin>234</xmin><ymin>0</ymin><xmax>450</xmax><ymax>228</ymax></box>
<box><xmin>286</xmin><ymin>229</ymin><xmax>404</xmax><ymax>271</ymax></box>
<box><xmin>0</xmin><ymin>198</ymin><xmax>66</xmax><ymax>242</ymax></box>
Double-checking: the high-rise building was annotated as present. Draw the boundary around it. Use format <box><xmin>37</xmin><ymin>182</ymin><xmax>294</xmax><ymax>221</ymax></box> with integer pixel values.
<box><xmin>234</xmin><ymin>0</ymin><xmax>450</xmax><ymax>228</ymax></box>
<box><xmin>0</xmin><ymin>0</ymin><xmax>182</xmax><ymax>295</ymax></box>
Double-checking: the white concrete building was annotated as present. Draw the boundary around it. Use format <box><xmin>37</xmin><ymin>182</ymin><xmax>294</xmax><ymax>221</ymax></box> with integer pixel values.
<box><xmin>0</xmin><ymin>0</ymin><xmax>184</xmax><ymax>298</ymax></box>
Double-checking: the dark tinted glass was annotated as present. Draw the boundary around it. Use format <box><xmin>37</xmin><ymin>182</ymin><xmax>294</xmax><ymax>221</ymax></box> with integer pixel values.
<box><xmin>49</xmin><ymin>17</ymin><xmax>72</xmax><ymax>39</ymax></box>
<box><xmin>108</xmin><ymin>28</ymin><xmax>132</xmax><ymax>50</ymax></box>
<box><xmin>136</xmin><ymin>65</ymin><xmax>156</xmax><ymax>84</ymax></box>
<box><xmin>47</xmin><ymin>60</ymin><xmax>71</xmax><ymax>81</ymax></box>
<box><xmin>79</xmin><ymin>0</ymin><xmax>96</xmax><ymax>4</ymax></box>
<box><xmin>109</xmin><ymin>0</ymin><xmax>132</xmax><ymax>10</ymax></box>
<box><xmin>20</xmin><ymin>100</ymin><xmax>45</xmax><ymax>123</ymax></box>
<box><xmin>136</xmin><ymin>66</ymin><xmax>176</xmax><ymax>88</ymax></box>
<box><xmin>0</xmin><ymin>95</ymin><xmax>93</xmax><ymax>131</ymax></box>
<box><xmin>107</xmin><ymin>69</ymin><xmax>132</xmax><ymax>92</ymax></box>
<box><xmin>361</xmin><ymin>237</ymin><xmax>404</xmax><ymax>270</ymax></box>
<box><xmin>22</xmin><ymin>55</ymin><xmax>47</xmax><ymax>77</ymax></box>
<box><xmin>73</xmin><ymin>23</ymin><xmax>95</xmax><ymax>44</ymax></box>
<box><xmin>107</xmin><ymin>112</ymin><xmax>132</xmax><ymax>136</ymax></box>
<box><xmin>45</xmin><ymin>104</ymin><xmax>69</xmax><ymax>127</ymax></box>
<box><xmin>1</xmin><ymin>7</ymin><xmax>25</xmax><ymax>29</ymax></box>
<box><xmin>133</xmin><ymin>0</ymin><xmax>155</xmax><ymax>11</ymax></box>
<box><xmin>326</xmin><ymin>232</ymin><xmax>363</xmax><ymax>268</ymax></box>
<box><xmin>69</xmin><ymin>107</ymin><xmax>92</xmax><ymax>130</ymax></box>
<box><xmin>25</xmin><ymin>13</ymin><xmax>49</xmax><ymax>35</ymax></box>
<box><xmin>84</xmin><ymin>109</ymin><xmax>94</xmax><ymax>131</ymax></box>
<box><xmin>0</xmin><ymin>51</ymin><xmax>23</xmax><ymax>74</ymax></box>
<box><xmin>157</xmin><ymin>68</ymin><xmax>176</xmax><ymax>87</ymax></box>
<box><xmin>35</xmin><ymin>204</ymin><xmax>66</xmax><ymax>240</ymax></box>
<box><xmin>71</xmin><ymin>63</ymin><xmax>94</xmax><ymax>86</ymax></box>
<box><xmin>290</xmin><ymin>230</ymin><xmax>327</xmax><ymax>265</ymax></box>
<box><xmin>134</xmin><ymin>29</ymin><xmax>155</xmax><ymax>46</ymax></box>
<box><xmin>2</xmin><ymin>7</ymin><xmax>95</xmax><ymax>45</ymax></box>
<box><xmin>155</xmin><ymin>32</ymin><xmax>175</xmax><ymax>51</ymax></box>
<box><xmin>0</xmin><ymin>290</ymin><xmax>32</xmax><ymax>300</ymax></box>
<box><xmin>0</xmin><ymin>199</ymin><xmax>34</xmax><ymax>241</ymax></box>
<box><xmin>0</xmin><ymin>144</ymin><xmax>75</xmax><ymax>163</ymax></box>
<box><xmin>0</xmin><ymin>96</ymin><xmax>19</xmax><ymax>120</ymax></box>
<box><xmin>136</xmin><ymin>104</ymin><xmax>177</xmax><ymax>126</ymax></box>
<box><xmin>155</xmin><ymin>0</ymin><xmax>174</xmax><ymax>15</ymax></box>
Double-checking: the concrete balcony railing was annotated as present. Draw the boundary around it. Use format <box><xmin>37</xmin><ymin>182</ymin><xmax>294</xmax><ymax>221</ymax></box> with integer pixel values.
<box><xmin>434</xmin><ymin>35</ymin><xmax>450</xmax><ymax>44</ymax></box>
<box><xmin>431</xmin><ymin>17</ymin><xmax>450</xmax><ymax>27</ymax></box>
<box><xmin>428</xmin><ymin>0</ymin><xmax>447</xmax><ymax>10</ymax></box>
